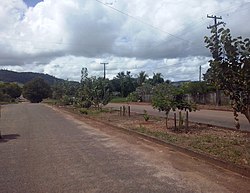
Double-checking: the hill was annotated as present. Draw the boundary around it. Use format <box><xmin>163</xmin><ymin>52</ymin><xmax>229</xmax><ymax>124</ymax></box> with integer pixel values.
<box><xmin>0</xmin><ymin>69</ymin><xmax>65</xmax><ymax>85</ymax></box>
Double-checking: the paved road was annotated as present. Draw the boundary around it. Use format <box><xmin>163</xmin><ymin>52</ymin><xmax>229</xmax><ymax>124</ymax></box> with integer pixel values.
<box><xmin>0</xmin><ymin>103</ymin><xmax>249</xmax><ymax>193</ymax></box>
<box><xmin>107</xmin><ymin>103</ymin><xmax>250</xmax><ymax>131</ymax></box>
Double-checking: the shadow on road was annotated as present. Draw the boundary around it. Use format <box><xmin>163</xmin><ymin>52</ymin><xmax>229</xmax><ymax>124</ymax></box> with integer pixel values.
<box><xmin>0</xmin><ymin>134</ymin><xmax>20</xmax><ymax>143</ymax></box>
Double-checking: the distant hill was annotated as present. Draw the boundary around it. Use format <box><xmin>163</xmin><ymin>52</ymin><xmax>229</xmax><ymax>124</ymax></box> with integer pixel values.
<box><xmin>0</xmin><ymin>69</ymin><xmax>65</xmax><ymax>85</ymax></box>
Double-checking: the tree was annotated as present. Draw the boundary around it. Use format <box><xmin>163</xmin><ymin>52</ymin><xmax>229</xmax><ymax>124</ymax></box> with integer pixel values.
<box><xmin>112</xmin><ymin>71</ymin><xmax>137</xmax><ymax>97</ymax></box>
<box><xmin>181</xmin><ymin>81</ymin><xmax>216</xmax><ymax>104</ymax></box>
<box><xmin>78</xmin><ymin>68</ymin><xmax>111</xmax><ymax>109</ymax></box>
<box><xmin>152</xmin><ymin>83</ymin><xmax>174</xmax><ymax>129</ymax></box>
<box><xmin>152</xmin><ymin>83</ymin><xmax>195</xmax><ymax>129</ymax></box>
<box><xmin>3</xmin><ymin>83</ymin><xmax>22</xmax><ymax>99</ymax></box>
<box><xmin>151</xmin><ymin>73</ymin><xmax>164</xmax><ymax>85</ymax></box>
<box><xmin>23</xmin><ymin>78</ymin><xmax>52</xmax><ymax>103</ymax></box>
<box><xmin>0</xmin><ymin>82</ymin><xmax>22</xmax><ymax>102</ymax></box>
<box><xmin>137</xmin><ymin>71</ymin><xmax>148</xmax><ymax>86</ymax></box>
<box><xmin>91</xmin><ymin>77</ymin><xmax>111</xmax><ymax>109</ymax></box>
<box><xmin>205</xmin><ymin>27</ymin><xmax>250</xmax><ymax>128</ymax></box>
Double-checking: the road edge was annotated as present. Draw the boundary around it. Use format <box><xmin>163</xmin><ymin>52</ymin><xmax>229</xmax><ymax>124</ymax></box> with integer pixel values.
<box><xmin>48</xmin><ymin>104</ymin><xmax>250</xmax><ymax>178</ymax></box>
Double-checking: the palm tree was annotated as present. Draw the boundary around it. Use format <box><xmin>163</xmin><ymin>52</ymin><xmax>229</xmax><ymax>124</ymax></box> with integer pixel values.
<box><xmin>137</xmin><ymin>71</ymin><xmax>148</xmax><ymax>86</ymax></box>
<box><xmin>152</xmin><ymin>73</ymin><xmax>164</xmax><ymax>85</ymax></box>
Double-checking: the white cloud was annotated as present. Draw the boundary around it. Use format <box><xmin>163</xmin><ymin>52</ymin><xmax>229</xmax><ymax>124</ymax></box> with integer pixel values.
<box><xmin>0</xmin><ymin>0</ymin><xmax>249</xmax><ymax>81</ymax></box>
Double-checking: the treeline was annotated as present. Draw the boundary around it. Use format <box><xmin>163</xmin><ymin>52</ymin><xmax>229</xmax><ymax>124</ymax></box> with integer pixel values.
<box><xmin>51</xmin><ymin>68</ymin><xmax>216</xmax><ymax>109</ymax></box>
<box><xmin>0</xmin><ymin>68</ymin><xmax>216</xmax><ymax>106</ymax></box>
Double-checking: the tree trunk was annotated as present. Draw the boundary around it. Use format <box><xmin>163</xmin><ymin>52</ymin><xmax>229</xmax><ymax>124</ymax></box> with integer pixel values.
<box><xmin>216</xmin><ymin>88</ymin><xmax>221</xmax><ymax>106</ymax></box>
<box><xmin>233</xmin><ymin>110</ymin><xmax>240</xmax><ymax>130</ymax></box>
<box><xmin>232</xmin><ymin>100</ymin><xmax>240</xmax><ymax>129</ymax></box>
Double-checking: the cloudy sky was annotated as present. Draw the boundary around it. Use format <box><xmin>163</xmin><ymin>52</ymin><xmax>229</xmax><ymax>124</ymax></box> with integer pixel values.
<box><xmin>0</xmin><ymin>0</ymin><xmax>250</xmax><ymax>81</ymax></box>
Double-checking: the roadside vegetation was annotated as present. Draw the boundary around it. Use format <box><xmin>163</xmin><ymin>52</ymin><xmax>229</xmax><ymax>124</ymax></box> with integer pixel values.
<box><xmin>0</xmin><ymin>82</ymin><xmax>22</xmax><ymax>103</ymax></box>
<box><xmin>1</xmin><ymin>24</ymin><xmax>249</xmax><ymax>169</ymax></box>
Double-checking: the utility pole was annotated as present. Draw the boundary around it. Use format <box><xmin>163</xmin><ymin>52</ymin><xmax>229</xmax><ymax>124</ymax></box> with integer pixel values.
<box><xmin>199</xmin><ymin>65</ymin><xmax>202</xmax><ymax>82</ymax></box>
<box><xmin>100</xmin><ymin>62</ymin><xmax>108</xmax><ymax>79</ymax></box>
<box><xmin>207</xmin><ymin>15</ymin><xmax>225</xmax><ymax>106</ymax></box>
<box><xmin>207</xmin><ymin>15</ymin><xmax>225</xmax><ymax>59</ymax></box>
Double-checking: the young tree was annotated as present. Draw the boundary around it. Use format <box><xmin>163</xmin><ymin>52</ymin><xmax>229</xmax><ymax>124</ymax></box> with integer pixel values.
<box><xmin>152</xmin><ymin>83</ymin><xmax>196</xmax><ymax>129</ymax></box>
<box><xmin>23</xmin><ymin>78</ymin><xmax>52</xmax><ymax>103</ymax></box>
<box><xmin>205</xmin><ymin>27</ymin><xmax>250</xmax><ymax>128</ymax></box>
<box><xmin>152</xmin><ymin>83</ymin><xmax>174</xmax><ymax>129</ymax></box>
<box><xmin>78</xmin><ymin>68</ymin><xmax>111</xmax><ymax>109</ymax></box>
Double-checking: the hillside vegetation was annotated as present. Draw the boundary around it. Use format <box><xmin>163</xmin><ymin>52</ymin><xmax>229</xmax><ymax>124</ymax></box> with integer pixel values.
<box><xmin>0</xmin><ymin>69</ymin><xmax>64</xmax><ymax>85</ymax></box>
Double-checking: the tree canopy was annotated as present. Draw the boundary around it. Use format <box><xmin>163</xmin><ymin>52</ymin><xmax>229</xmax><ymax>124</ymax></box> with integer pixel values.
<box><xmin>23</xmin><ymin>78</ymin><xmax>52</xmax><ymax>103</ymax></box>
<box><xmin>205</xmin><ymin>27</ymin><xmax>250</xmax><ymax>128</ymax></box>
<box><xmin>0</xmin><ymin>82</ymin><xmax>22</xmax><ymax>102</ymax></box>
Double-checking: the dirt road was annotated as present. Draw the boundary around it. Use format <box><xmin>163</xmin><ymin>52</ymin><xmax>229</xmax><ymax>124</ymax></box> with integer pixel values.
<box><xmin>0</xmin><ymin>103</ymin><xmax>249</xmax><ymax>193</ymax></box>
<box><xmin>107</xmin><ymin>103</ymin><xmax>250</xmax><ymax>131</ymax></box>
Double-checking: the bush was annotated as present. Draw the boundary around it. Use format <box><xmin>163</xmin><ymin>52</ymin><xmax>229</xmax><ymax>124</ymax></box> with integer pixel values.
<box><xmin>60</xmin><ymin>95</ymin><xmax>74</xmax><ymax>105</ymax></box>
<box><xmin>79</xmin><ymin>108</ymin><xmax>88</xmax><ymax>115</ymax></box>
<box><xmin>143</xmin><ymin>110</ymin><xmax>150</xmax><ymax>121</ymax></box>
<box><xmin>127</xmin><ymin>92</ymin><xmax>140</xmax><ymax>102</ymax></box>
<box><xmin>80</xmin><ymin>100</ymin><xmax>92</xmax><ymax>108</ymax></box>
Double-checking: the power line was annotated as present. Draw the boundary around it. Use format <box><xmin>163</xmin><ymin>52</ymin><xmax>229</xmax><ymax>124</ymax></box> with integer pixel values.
<box><xmin>94</xmin><ymin>0</ymin><xmax>190</xmax><ymax>43</ymax></box>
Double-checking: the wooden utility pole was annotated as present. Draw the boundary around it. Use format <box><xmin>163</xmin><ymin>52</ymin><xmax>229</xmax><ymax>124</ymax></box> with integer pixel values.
<box><xmin>207</xmin><ymin>15</ymin><xmax>225</xmax><ymax>106</ymax></box>
<box><xmin>199</xmin><ymin>65</ymin><xmax>202</xmax><ymax>82</ymax></box>
<box><xmin>100</xmin><ymin>62</ymin><xmax>108</xmax><ymax>79</ymax></box>
<box><xmin>207</xmin><ymin>15</ymin><xmax>225</xmax><ymax>59</ymax></box>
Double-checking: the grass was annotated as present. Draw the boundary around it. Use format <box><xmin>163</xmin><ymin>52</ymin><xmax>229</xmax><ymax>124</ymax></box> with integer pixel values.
<box><xmin>188</xmin><ymin>134</ymin><xmax>249</xmax><ymax>164</ymax></box>
<box><xmin>135</xmin><ymin>126</ymin><xmax>250</xmax><ymax>166</ymax></box>
<box><xmin>42</xmin><ymin>99</ymin><xmax>58</xmax><ymax>105</ymax></box>
<box><xmin>133</xmin><ymin>126</ymin><xmax>180</xmax><ymax>144</ymax></box>
<box><xmin>110</xmin><ymin>97</ymin><xmax>128</xmax><ymax>103</ymax></box>
<box><xmin>79</xmin><ymin>107</ymin><xmax>111</xmax><ymax>116</ymax></box>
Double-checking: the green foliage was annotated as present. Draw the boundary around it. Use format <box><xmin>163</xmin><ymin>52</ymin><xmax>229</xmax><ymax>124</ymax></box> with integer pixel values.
<box><xmin>152</xmin><ymin>83</ymin><xmax>195</xmax><ymax>128</ymax></box>
<box><xmin>172</xmin><ymin>86</ymin><xmax>197</xmax><ymax>111</ymax></box>
<box><xmin>205</xmin><ymin>27</ymin><xmax>250</xmax><ymax>124</ymax></box>
<box><xmin>143</xmin><ymin>110</ymin><xmax>150</xmax><ymax>121</ymax></box>
<box><xmin>23</xmin><ymin>78</ymin><xmax>52</xmax><ymax>103</ymax></box>
<box><xmin>128</xmin><ymin>83</ymin><xmax>153</xmax><ymax>102</ymax></box>
<box><xmin>127</xmin><ymin>92</ymin><xmax>139</xmax><ymax>102</ymax></box>
<box><xmin>59</xmin><ymin>95</ymin><xmax>74</xmax><ymax>105</ymax></box>
<box><xmin>79</xmin><ymin>108</ymin><xmax>88</xmax><ymax>115</ymax></box>
<box><xmin>0</xmin><ymin>69</ymin><xmax>63</xmax><ymax>85</ymax></box>
<box><xmin>111</xmin><ymin>71</ymin><xmax>137</xmax><ymax>97</ymax></box>
<box><xmin>78</xmin><ymin>68</ymin><xmax>112</xmax><ymax>109</ymax></box>
<box><xmin>0</xmin><ymin>82</ymin><xmax>22</xmax><ymax>102</ymax></box>
<box><xmin>151</xmin><ymin>73</ymin><xmax>164</xmax><ymax>85</ymax></box>
<box><xmin>137</xmin><ymin>71</ymin><xmax>148</xmax><ymax>86</ymax></box>
<box><xmin>110</xmin><ymin>97</ymin><xmax>128</xmax><ymax>103</ymax></box>
<box><xmin>181</xmin><ymin>81</ymin><xmax>216</xmax><ymax>96</ymax></box>
<box><xmin>152</xmin><ymin>83</ymin><xmax>175</xmax><ymax>115</ymax></box>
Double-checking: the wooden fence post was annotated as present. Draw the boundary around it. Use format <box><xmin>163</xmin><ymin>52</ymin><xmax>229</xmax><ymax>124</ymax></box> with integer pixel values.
<box><xmin>128</xmin><ymin>106</ymin><xmax>131</xmax><ymax>117</ymax></box>
<box><xmin>185</xmin><ymin>111</ymin><xmax>189</xmax><ymax>133</ymax></box>
<box><xmin>174</xmin><ymin>112</ymin><xmax>177</xmax><ymax>131</ymax></box>
<box><xmin>123</xmin><ymin>106</ymin><xmax>126</xmax><ymax>116</ymax></box>
<box><xmin>119</xmin><ymin>107</ymin><xmax>122</xmax><ymax>116</ymax></box>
